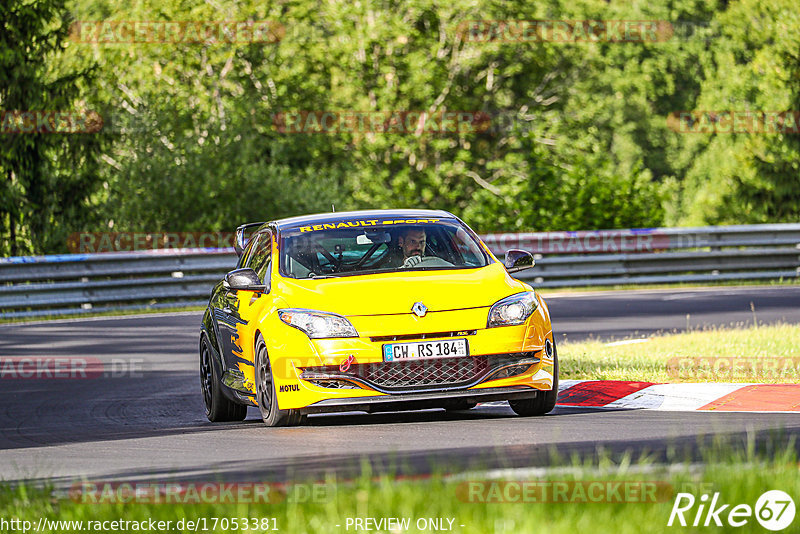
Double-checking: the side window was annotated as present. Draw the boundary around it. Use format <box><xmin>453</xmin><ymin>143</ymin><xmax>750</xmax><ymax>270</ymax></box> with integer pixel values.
<box><xmin>247</xmin><ymin>232</ymin><xmax>273</xmax><ymax>283</ymax></box>
<box><xmin>237</xmin><ymin>234</ymin><xmax>259</xmax><ymax>269</ymax></box>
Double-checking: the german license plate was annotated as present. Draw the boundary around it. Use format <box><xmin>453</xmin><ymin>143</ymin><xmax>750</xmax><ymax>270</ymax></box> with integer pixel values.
<box><xmin>382</xmin><ymin>339</ymin><xmax>469</xmax><ymax>362</ymax></box>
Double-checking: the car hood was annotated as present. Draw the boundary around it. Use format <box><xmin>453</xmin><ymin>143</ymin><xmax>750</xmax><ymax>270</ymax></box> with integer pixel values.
<box><xmin>275</xmin><ymin>262</ymin><xmax>527</xmax><ymax>316</ymax></box>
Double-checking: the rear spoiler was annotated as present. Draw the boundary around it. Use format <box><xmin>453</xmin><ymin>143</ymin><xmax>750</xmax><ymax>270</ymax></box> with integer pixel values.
<box><xmin>234</xmin><ymin>222</ymin><xmax>266</xmax><ymax>257</ymax></box>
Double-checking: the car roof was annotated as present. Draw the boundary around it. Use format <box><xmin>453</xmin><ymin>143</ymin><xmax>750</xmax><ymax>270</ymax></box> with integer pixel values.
<box><xmin>273</xmin><ymin>209</ymin><xmax>456</xmax><ymax>230</ymax></box>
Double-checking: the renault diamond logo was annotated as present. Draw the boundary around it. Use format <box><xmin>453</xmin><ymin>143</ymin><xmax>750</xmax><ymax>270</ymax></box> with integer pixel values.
<box><xmin>412</xmin><ymin>302</ymin><xmax>428</xmax><ymax>317</ymax></box>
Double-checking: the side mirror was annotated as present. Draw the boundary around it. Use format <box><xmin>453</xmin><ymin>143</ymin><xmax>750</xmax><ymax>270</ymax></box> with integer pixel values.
<box><xmin>504</xmin><ymin>249</ymin><xmax>535</xmax><ymax>273</ymax></box>
<box><xmin>224</xmin><ymin>268</ymin><xmax>269</xmax><ymax>292</ymax></box>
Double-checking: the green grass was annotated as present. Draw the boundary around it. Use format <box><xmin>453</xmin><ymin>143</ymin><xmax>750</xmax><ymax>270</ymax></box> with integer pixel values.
<box><xmin>1</xmin><ymin>444</ymin><xmax>798</xmax><ymax>533</ymax></box>
<box><xmin>560</xmin><ymin>323</ymin><xmax>800</xmax><ymax>383</ymax></box>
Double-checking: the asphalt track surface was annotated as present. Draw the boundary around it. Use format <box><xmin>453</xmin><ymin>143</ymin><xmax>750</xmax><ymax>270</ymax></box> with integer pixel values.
<box><xmin>1</xmin><ymin>286</ymin><xmax>799</xmax><ymax>486</ymax></box>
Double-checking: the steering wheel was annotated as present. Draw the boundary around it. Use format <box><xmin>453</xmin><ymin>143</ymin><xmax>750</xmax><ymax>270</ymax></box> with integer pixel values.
<box><xmin>400</xmin><ymin>256</ymin><xmax>454</xmax><ymax>269</ymax></box>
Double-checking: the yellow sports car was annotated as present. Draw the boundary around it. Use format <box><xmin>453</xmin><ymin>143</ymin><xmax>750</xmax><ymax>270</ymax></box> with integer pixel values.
<box><xmin>200</xmin><ymin>209</ymin><xmax>558</xmax><ymax>426</ymax></box>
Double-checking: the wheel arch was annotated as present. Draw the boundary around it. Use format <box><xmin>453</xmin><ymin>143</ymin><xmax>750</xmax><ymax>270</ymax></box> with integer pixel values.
<box><xmin>201</xmin><ymin>307</ymin><xmax>222</xmax><ymax>357</ymax></box>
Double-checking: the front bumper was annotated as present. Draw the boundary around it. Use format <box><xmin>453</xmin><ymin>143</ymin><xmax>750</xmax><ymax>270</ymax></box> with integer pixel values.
<box><xmin>299</xmin><ymin>385</ymin><xmax>541</xmax><ymax>414</ymax></box>
<box><xmin>262</xmin><ymin>302</ymin><xmax>555</xmax><ymax>411</ymax></box>
<box><xmin>299</xmin><ymin>352</ymin><xmax>541</xmax><ymax>394</ymax></box>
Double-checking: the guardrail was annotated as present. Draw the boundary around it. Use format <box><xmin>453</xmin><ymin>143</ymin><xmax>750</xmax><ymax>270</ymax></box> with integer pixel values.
<box><xmin>1</xmin><ymin>224</ymin><xmax>799</xmax><ymax>319</ymax></box>
<box><xmin>481</xmin><ymin>224</ymin><xmax>800</xmax><ymax>287</ymax></box>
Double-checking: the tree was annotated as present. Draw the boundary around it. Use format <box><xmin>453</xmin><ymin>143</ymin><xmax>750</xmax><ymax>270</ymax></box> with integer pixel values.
<box><xmin>0</xmin><ymin>0</ymin><xmax>103</xmax><ymax>255</ymax></box>
<box><xmin>669</xmin><ymin>0</ymin><xmax>800</xmax><ymax>224</ymax></box>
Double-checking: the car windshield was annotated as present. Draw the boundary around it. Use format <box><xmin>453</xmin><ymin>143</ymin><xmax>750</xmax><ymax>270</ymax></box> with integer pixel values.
<box><xmin>279</xmin><ymin>219</ymin><xmax>490</xmax><ymax>279</ymax></box>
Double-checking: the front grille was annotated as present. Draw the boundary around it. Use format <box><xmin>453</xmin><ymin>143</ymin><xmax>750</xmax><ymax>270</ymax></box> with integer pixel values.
<box><xmin>300</xmin><ymin>353</ymin><xmax>538</xmax><ymax>393</ymax></box>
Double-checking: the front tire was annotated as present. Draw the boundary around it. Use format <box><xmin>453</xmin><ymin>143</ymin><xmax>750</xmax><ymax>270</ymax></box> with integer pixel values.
<box><xmin>255</xmin><ymin>335</ymin><xmax>305</xmax><ymax>427</ymax></box>
<box><xmin>201</xmin><ymin>336</ymin><xmax>247</xmax><ymax>422</ymax></box>
<box><xmin>509</xmin><ymin>338</ymin><xmax>559</xmax><ymax>416</ymax></box>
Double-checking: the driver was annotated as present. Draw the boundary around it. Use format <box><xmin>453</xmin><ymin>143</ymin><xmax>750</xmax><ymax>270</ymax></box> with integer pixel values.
<box><xmin>397</xmin><ymin>227</ymin><xmax>427</xmax><ymax>268</ymax></box>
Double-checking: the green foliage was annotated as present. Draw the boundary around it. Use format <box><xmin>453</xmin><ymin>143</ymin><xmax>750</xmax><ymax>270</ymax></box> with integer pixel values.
<box><xmin>0</xmin><ymin>0</ymin><xmax>104</xmax><ymax>255</ymax></box>
<box><xmin>3</xmin><ymin>0</ymin><xmax>799</xmax><ymax>254</ymax></box>
<box><xmin>666</xmin><ymin>0</ymin><xmax>800</xmax><ymax>225</ymax></box>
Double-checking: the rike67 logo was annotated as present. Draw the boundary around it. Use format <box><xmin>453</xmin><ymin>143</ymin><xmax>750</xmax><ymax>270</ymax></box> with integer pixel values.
<box><xmin>668</xmin><ymin>490</ymin><xmax>795</xmax><ymax>530</ymax></box>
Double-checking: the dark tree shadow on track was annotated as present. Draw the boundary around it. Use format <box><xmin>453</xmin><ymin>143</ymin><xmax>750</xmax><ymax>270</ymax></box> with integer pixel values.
<box><xmin>9</xmin><ymin>424</ymin><xmax>800</xmax><ymax>491</ymax></box>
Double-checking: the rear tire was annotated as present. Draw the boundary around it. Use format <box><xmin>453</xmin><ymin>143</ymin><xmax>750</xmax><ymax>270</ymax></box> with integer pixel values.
<box><xmin>255</xmin><ymin>335</ymin><xmax>305</xmax><ymax>427</ymax></box>
<box><xmin>201</xmin><ymin>336</ymin><xmax>247</xmax><ymax>422</ymax></box>
<box><xmin>509</xmin><ymin>339</ymin><xmax>559</xmax><ymax>416</ymax></box>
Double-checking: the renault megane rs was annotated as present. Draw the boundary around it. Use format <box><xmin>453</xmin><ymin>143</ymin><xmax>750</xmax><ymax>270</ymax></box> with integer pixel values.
<box><xmin>200</xmin><ymin>209</ymin><xmax>558</xmax><ymax>426</ymax></box>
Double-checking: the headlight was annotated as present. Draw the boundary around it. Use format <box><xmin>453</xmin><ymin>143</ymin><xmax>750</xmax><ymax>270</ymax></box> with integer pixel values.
<box><xmin>487</xmin><ymin>292</ymin><xmax>538</xmax><ymax>327</ymax></box>
<box><xmin>278</xmin><ymin>309</ymin><xmax>358</xmax><ymax>339</ymax></box>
